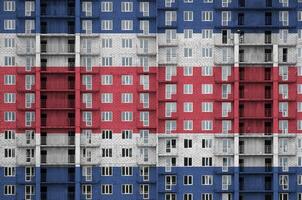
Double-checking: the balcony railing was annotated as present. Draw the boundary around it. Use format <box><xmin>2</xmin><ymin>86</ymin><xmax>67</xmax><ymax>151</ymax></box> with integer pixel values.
<box><xmin>41</xmin><ymin>44</ymin><xmax>75</xmax><ymax>54</ymax></box>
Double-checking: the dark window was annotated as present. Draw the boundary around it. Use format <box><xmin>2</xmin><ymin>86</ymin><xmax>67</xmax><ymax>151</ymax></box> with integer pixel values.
<box><xmin>265</xmin><ymin>12</ymin><xmax>272</xmax><ymax>25</ymax></box>
<box><xmin>238</xmin><ymin>13</ymin><xmax>244</xmax><ymax>25</ymax></box>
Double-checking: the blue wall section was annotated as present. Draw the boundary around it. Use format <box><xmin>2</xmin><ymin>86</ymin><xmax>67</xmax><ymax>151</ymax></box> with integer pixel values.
<box><xmin>0</xmin><ymin>0</ymin><xmax>300</xmax><ymax>33</ymax></box>
<box><xmin>0</xmin><ymin>167</ymin><xmax>300</xmax><ymax>199</ymax></box>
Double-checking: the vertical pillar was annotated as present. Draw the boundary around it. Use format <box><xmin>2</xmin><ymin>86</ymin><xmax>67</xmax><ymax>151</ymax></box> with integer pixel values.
<box><xmin>75</xmin><ymin>0</ymin><xmax>81</xmax><ymax>199</ymax></box>
<box><xmin>233</xmin><ymin>32</ymin><xmax>240</xmax><ymax>200</ymax></box>
<box><xmin>35</xmin><ymin>0</ymin><xmax>41</xmax><ymax>197</ymax></box>
<box><xmin>272</xmin><ymin>44</ymin><xmax>279</xmax><ymax>200</ymax></box>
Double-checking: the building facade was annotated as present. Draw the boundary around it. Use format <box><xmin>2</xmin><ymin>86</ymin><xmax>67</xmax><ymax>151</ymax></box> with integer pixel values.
<box><xmin>1</xmin><ymin>0</ymin><xmax>302</xmax><ymax>200</ymax></box>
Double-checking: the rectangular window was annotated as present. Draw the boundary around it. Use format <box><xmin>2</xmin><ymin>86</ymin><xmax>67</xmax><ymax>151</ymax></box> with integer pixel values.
<box><xmin>202</xmin><ymin>66</ymin><xmax>213</xmax><ymax>76</ymax></box>
<box><xmin>101</xmin><ymin>20</ymin><xmax>113</xmax><ymax>30</ymax></box>
<box><xmin>101</xmin><ymin>93</ymin><xmax>113</xmax><ymax>103</ymax></box>
<box><xmin>201</xmin><ymin>175</ymin><xmax>213</xmax><ymax>185</ymax></box>
<box><xmin>121</xmin><ymin>75</ymin><xmax>133</xmax><ymax>85</ymax></box>
<box><xmin>121</xmin><ymin>184</ymin><xmax>133</xmax><ymax>194</ymax></box>
<box><xmin>4</xmin><ymin>75</ymin><xmax>15</xmax><ymax>85</ymax></box>
<box><xmin>202</xmin><ymin>29</ymin><xmax>213</xmax><ymax>39</ymax></box>
<box><xmin>4</xmin><ymin>56</ymin><xmax>15</xmax><ymax>66</ymax></box>
<box><xmin>121</xmin><ymin>20</ymin><xmax>133</xmax><ymax>30</ymax></box>
<box><xmin>101</xmin><ymin>1</ymin><xmax>113</xmax><ymax>12</ymax></box>
<box><xmin>4</xmin><ymin>93</ymin><xmax>15</xmax><ymax>103</ymax></box>
<box><xmin>121</xmin><ymin>2</ymin><xmax>133</xmax><ymax>12</ymax></box>
<box><xmin>184</xmin><ymin>11</ymin><xmax>193</xmax><ymax>21</ymax></box>
<box><xmin>101</xmin><ymin>75</ymin><xmax>113</xmax><ymax>85</ymax></box>
<box><xmin>4</xmin><ymin>167</ymin><xmax>15</xmax><ymax>177</ymax></box>
<box><xmin>4</xmin><ymin>1</ymin><xmax>15</xmax><ymax>11</ymax></box>
<box><xmin>202</xmin><ymin>84</ymin><xmax>213</xmax><ymax>94</ymax></box>
<box><xmin>101</xmin><ymin>112</ymin><xmax>112</xmax><ymax>121</ymax></box>
<box><xmin>202</xmin><ymin>120</ymin><xmax>213</xmax><ymax>130</ymax></box>
<box><xmin>184</xmin><ymin>84</ymin><xmax>193</xmax><ymax>94</ymax></box>
<box><xmin>4</xmin><ymin>185</ymin><xmax>15</xmax><ymax>195</ymax></box>
<box><xmin>4</xmin><ymin>20</ymin><xmax>15</xmax><ymax>30</ymax></box>
<box><xmin>4</xmin><ymin>112</ymin><xmax>15</xmax><ymax>122</ymax></box>
<box><xmin>183</xmin><ymin>175</ymin><xmax>193</xmax><ymax>185</ymax></box>
<box><xmin>122</xmin><ymin>130</ymin><xmax>132</xmax><ymax>139</ymax></box>
<box><xmin>121</xmin><ymin>111</ymin><xmax>133</xmax><ymax>121</ymax></box>
<box><xmin>121</xmin><ymin>166</ymin><xmax>133</xmax><ymax>176</ymax></box>
<box><xmin>101</xmin><ymin>167</ymin><xmax>113</xmax><ymax>176</ymax></box>
<box><xmin>202</xmin><ymin>11</ymin><xmax>213</xmax><ymax>21</ymax></box>
<box><xmin>101</xmin><ymin>184</ymin><xmax>113</xmax><ymax>195</ymax></box>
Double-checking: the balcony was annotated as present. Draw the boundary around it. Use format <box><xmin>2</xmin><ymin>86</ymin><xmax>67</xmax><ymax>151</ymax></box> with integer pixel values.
<box><xmin>40</xmin><ymin>44</ymin><xmax>75</xmax><ymax>55</ymax></box>
<box><xmin>136</xmin><ymin>137</ymin><xmax>157</xmax><ymax>147</ymax></box>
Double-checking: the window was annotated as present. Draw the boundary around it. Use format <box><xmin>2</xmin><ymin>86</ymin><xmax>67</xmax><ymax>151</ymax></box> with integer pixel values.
<box><xmin>184</xmin><ymin>29</ymin><xmax>193</xmax><ymax>39</ymax></box>
<box><xmin>183</xmin><ymin>175</ymin><xmax>193</xmax><ymax>185</ymax></box>
<box><xmin>202</xmin><ymin>102</ymin><xmax>213</xmax><ymax>112</ymax></box>
<box><xmin>279</xmin><ymin>175</ymin><xmax>289</xmax><ymax>190</ymax></box>
<box><xmin>201</xmin><ymin>139</ymin><xmax>212</xmax><ymax>148</ymax></box>
<box><xmin>298</xmin><ymin>84</ymin><xmax>302</xmax><ymax>94</ymax></box>
<box><xmin>165</xmin><ymin>175</ymin><xmax>177</xmax><ymax>190</ymax></box>
<box><xmin>184</xmin><ymin>120</ymin><xmax>193</xmax><ymax>130</ymax></box>
<box><xmin>101</xmin><ymin>93</ymin><xmax>113</xmax><ymax>103</ymax></box>
<box><xmin>101</xmin><ymin>184</ymin><xmax>113</xmax><ymax>195</ymax></box>
<box><xmin>4</xmin><ymin>20</ymin><xmax>15</xmax><ymax>30</ymax></box>
<box><xmin>101</xmin><ymin>1</ymin><xmax>113</xmax><ymax>12</ymax></box>
<box><xmin>82</xmin><ymin>185</ymin><xmax>92</xmax><ymax>199</ymax></box>
<box><xmin>122</xmin><ymin>148</ymin><xmax>132</xmax><ymax>157</ymax></box>
<box><xmin>121</xmin><ymin>184</ymin><xmax>133</xmax><ymax>194</ymax></box>
<box><xmin>184</xmin><ymin>84</ymin><xmax>193</xmax><ymax>94</ymax></box>
<box><xmin>121</xmin><ymin>2</ymin><xmax>133</xmax><ymax>12</ymax></box>
<box><xmin>184</xmin><ymin>157</ymin><xmax>192</xmax><ymax>166</ymax></box>
<box><xmin>140</xmin><ymin>2</ymin><xmax>149</xmax><ymax>16</ymax></box>
<box><xmin>184</xmin><ymin>0</ymin><xmax>193</xmax><ymax>3</ymax></box>
<box><xmin>4</xmin><ymin>1</ymin><xmax>15</xmax><ymax>11</ymax></box>
<box><xmin>165</xmin><ymin>11</ymin><xmax>177</xmax><ymax>25</ymax></box>
<box><xmin>122</xmin><ymin>39</ymin><xmax>132</xmax><ymax>48</ymax></box>
<box><xmin>4</xmin><ymin>167</ymin><xmax>15</xmax><ymax>177</ymax></box>
<box><xmin>222</xmin><ymin>11</ymin><xmax>231</xmax><ymax>26</ymax></box>
<box><xmin>25</xmin><ymin>1</ymin><xmax>35</xmax><ymax>16</ymax></box>
<box><xmin>202</xmin><ymin>157</ymin><xmax>212</xmax><ymax>166</ymax></box>
<box><xmin>101</xmin><ymin>75</ymin><xmax>113</xmax><ymax>85</ymax></box>
<box><xmin>101</xmin><ymin>57</ymin><xmax>112</xmax><ymax>66</ymax></box>
<box><xmin>25</xmin><ymin>167</ymin><xmax>34</xmax><ymax>181</ymax></box>
<box><xmin>184</xmin><ymin>193</ymin><xmax>193</xmax><ymax>200</ymax></box>
<box><xmin>101</xmin><ymin>148</ymin><xmax>112</xmax><ymax>157</ymax></box>
<box><xmin>4</xmin><ymin>93</ymin><xmax>15</xmax><ymax>103</ymax></box>
<box><xmin>202</xmin><ymin>66</ymin><xmax>213</xmax><ymax>76</ymax></box>
<box><xmin>202</xmin><ymin>84</ymin><xmax>213</xmax><ymax>94</ymax></box>
<box><xmin>298</xmin><ymin>175</ymin><xmax>302</xmax><ymax>185</ymax></box>
<box><xmin>4</xmin><ymin>38</ymin><xmax>15</xmax><ymax>47</ymax></box>
<box><xmin>202</xmin><ymin>29</ymin><xmax>213</xmax><ymax>39</ymax></box>
<box><xmin>121</xmin><ymin>111</ymin><xmax>133</xmax><ymax>121</ymax></box>
<box><xmin>204</xmin><ymin>0</ymin><xmax>213</xmax><ymax>2</ymax></box>
<box><xmin>82</xmin><ymin>20</ymin><xmax>92</xmax><ymax>34</ymax></box>
<box><xmin>121</xmin><ymin>20</ymin><xmax>133</xmax><ymax>30</ymax></box>
<box><xmin>183</xmin><ymin>66</ymin><xmax>193</xmax><ymax>76</ymax></box>
<box><xmin>184</xmin><ymin>139</ymin><xmax>192</xmax><ymax>148</ymax></box>
<box><xmin>4</xmin><ymin>75</ymin><xmax>15</xmax><ymax>85</ymax></box>
<box><xmin>122</xmin><ymin>130</ymin><xmax>132</xmax><ymax>139</ymax></box>
<box><xmin>101</xmin><ymin>20</ymin><xmax>113</xmax><ymax>30</ymax></box>
<box><xmin>102</xmin><ymin>130</ymin><xmax>112</xmax><ymax>139</ymax></box>
<box><xmin>4</xmin><ymin>185</ymin><xmax>15</xmax><ymax>195</ymax></box>
<box><xmin>82</xmin><ymin>1</ymin><xmax>92</xmax><ymax>16</ymax></box>
<box><xmin>184</xmin><ymin>48</ymin><xmax>193</xmax><ymax>58</ymax></box>
<box><xmin>202</xmin><ymin>47</ymin><xmax>212</xmax><ymax>57</ymax></box>
<box><xmin>202</xmin><ymin>120</ymin><xmax>213</xmax><ymax>130</ymax></box>
<box><xmin>121</xmin><ymin>166</ymin><xmax>133</xmax><ymax>176</ymax></box>
<box><xmin>4</xmin><ymin>148</ymin><xmax>15</xmax><ymax>158</ymax></box>
<box><xmin>101</xmin><ymin>111</ymin><xmax>112</xmax><ymax>121</ymax></box>
<box><xmin>184</xmin><ymin>102</ymin><xmax>193</xmax><ymax>112</ymax></box>
<box><xmin>4</xmin><ymin>56</ymin><xmax>15</xmax><ymax>66</ymax></box>
<box><xmin>4</xmin><ymin>112</ymin><xmax>15</xmax><ymax>122</ymax></box>
<box><xmin>101</xmin><ymin>167</ymin><xmax>113</xmax><ymax>176</ymax></box>
<box><xmin>298</xmin><ymin>102</ymin><xmax>302</xmax><ymax>112</ymax></box>
<box><xmin>121</xmin><ymin>75</ymin><xmax>133</xmax><ymax>85</ymax></box>
<box><xmin>4</xmin><ymin>130</ymin><xmax>15</xmax><ymax>140</ymax></box>
<box><xmin>201</xmin><ymin>175</ymin><xmax>213</xmax><ymax>185</ymax></box>
<box><xmin>184</xmin><ymin>11</ymin><xmax>193</xmax><ymax>21</ymax></box>
<box><xmin>101</xmin><ymin>38</ymin><xmax>112</xmax><ymax>48</ymax></box>
<box><xmin>121</xmin><ymin>93</ymin><xmax>133</xmax><ymax>103</ymax></box>
<box><xmin>122</xmin><ymin>57</ymin><xmax>133</xmax><ymax>66</ymax></box>
<box><xmin>279</xmin><ymin>11</ymin><xmax>289</xmax><ymax>26</ymax></box>
<box><xmin>140</xmin><ymin>184</ymin><xmax>149</xmax><ymax>199</ymax></box>
<box><xmin>202</xmin><ymin>11</ymin><xmax>213</xmax><ymax>21</ymax></box>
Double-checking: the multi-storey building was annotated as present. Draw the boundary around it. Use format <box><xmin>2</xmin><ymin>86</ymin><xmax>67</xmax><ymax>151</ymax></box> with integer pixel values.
<box><xmin>1</xmin><ymin>0</ymin><xmax>302</xmax><ymax>200</ymax></box>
